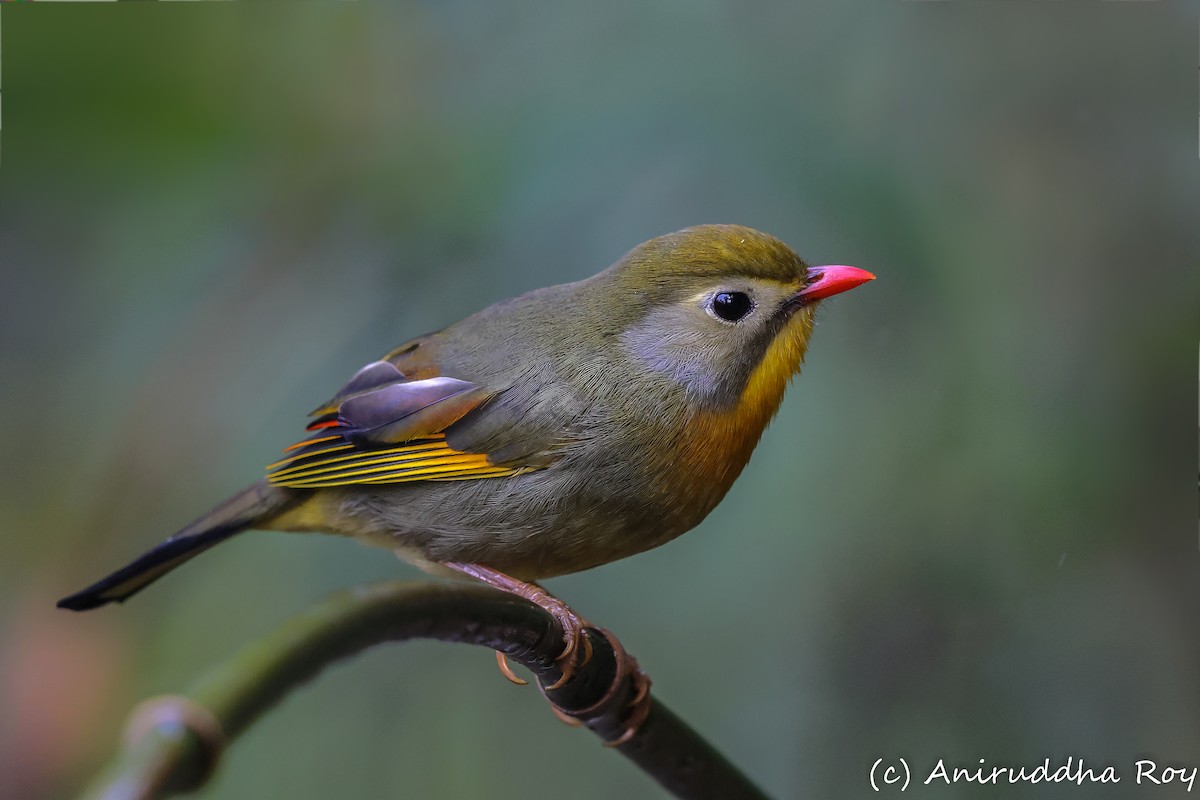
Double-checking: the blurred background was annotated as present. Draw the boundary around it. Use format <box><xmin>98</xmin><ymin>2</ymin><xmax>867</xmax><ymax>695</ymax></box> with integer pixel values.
<box><xmin>1</xmin><ymin>3</ymin><xmax>1197</xmax><ymax>799</ymax></box>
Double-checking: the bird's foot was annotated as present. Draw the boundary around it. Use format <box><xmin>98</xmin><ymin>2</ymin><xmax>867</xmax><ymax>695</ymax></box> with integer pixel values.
<box><xmin>526</xmin><ymin>591</ymin><xmax>593</xmax><ymax>689</ymax></box>
<box><xmin>444</xmin><ymin>562</ymin><xmax>592</xmax><ymax>689</ymax></box>
<box><xmin>601</xmin><ymin>631</ymin><xmax>652</xmax><ymax>747</ymax></box>
<box><xmin>541</xmin><ymin>626</ymin><xmax>652</xmax><ymax>745</ymax></box>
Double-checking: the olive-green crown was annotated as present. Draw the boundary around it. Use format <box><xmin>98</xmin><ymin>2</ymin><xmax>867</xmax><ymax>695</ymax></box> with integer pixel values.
<box><xmin>612</xmin><ymin>224</ymin><xmax>807</xmax><ymax>288</ymax></box>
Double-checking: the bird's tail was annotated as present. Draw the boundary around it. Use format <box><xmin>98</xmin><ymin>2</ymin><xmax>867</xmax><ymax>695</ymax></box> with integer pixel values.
<box><xmin>57</xmin><ymin>480</ymin><xmax>298</xmax><ymax>611</ymax></box>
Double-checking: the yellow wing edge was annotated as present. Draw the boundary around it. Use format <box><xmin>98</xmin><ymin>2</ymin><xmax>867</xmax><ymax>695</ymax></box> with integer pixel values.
<box><xmin>266</xmin><ymin>434</ymin><xmax>528</xmax><ymax>489</ymax></box>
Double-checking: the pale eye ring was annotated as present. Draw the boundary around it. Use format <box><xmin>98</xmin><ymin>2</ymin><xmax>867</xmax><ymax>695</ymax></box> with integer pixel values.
<box><xmin>708</xmin><ymin>291</ymin><xmax>754</xmax><ymax>323</ymax></box>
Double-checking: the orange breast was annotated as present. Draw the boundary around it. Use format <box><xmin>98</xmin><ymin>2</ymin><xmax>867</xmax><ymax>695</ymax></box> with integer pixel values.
<box><xmin>662</xmin><ymin>312</ymin><xmax>814</xmax><ymax>516</ymax></box>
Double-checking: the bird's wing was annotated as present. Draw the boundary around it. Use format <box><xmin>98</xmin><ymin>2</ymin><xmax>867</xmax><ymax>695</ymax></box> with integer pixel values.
<box><xmin>266</xmin><ymin>359</ymin><xmax>534</xmax><ymax>490</ymax></box>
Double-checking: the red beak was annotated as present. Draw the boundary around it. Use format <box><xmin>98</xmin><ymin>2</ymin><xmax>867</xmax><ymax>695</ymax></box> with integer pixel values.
<box><xmin>796</xmin><ymin>265</ymin><xmax>876</xmax><ymax>303</ymax></box>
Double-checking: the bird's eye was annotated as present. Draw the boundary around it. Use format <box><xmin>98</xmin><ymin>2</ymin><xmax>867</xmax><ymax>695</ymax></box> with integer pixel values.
<box><xmin>709</xmin><ymin>291</ymin><xmax>753</xmax><ymax>323</ymax></box>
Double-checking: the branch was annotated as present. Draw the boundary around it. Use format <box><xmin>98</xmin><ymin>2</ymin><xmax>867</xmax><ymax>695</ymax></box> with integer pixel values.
<box><xmin>78</xmin><ymin>582</ymin><xmax>769</xmax><ymax>800</ymax></box>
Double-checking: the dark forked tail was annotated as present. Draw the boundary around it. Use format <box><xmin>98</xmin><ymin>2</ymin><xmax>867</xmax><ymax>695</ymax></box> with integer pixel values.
<box><xmin>57</xmin><ymin>480</ymin><xmax>298</xmax><ymax>611</ymax></box>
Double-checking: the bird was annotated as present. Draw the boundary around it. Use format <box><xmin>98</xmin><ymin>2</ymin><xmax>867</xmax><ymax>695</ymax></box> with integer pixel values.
<box><xmin>58</xmin><ymin>224</ymin><xmax>873</xmax><ymax>737</ymax></box>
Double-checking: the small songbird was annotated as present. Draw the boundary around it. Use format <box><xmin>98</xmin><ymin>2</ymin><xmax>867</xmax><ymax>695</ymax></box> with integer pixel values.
<box><xmin>58</xmin><ymin>225</ymin><xmax>873</xmax><ymax>713</ymax></box>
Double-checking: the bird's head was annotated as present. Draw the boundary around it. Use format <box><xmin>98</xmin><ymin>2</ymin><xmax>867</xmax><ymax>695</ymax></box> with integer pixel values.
<box><xmin>601</xmin><ymin>224</ymin><xmax>874</xmax><ymax>417</ymax></box>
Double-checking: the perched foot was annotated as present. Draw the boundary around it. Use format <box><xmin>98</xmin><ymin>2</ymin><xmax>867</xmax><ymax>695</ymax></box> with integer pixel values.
<box><xmin>605</xmin><ymin>666</ymin><xmax>651</xmax><ymax>746</ymax></box>
<box><xmin>539</xmin><ymin>626</ymin><xmax>653</xmax><ymax>745</ymax></box>
<box><xmin>444</xmin><ymin>562</ymin><xmax>591</xmax><ymax>689</ymax></box>
<box><xmin>601</xmin><ymin>630</ymin><xmax>652</xmax><ymax>747</ymax></box>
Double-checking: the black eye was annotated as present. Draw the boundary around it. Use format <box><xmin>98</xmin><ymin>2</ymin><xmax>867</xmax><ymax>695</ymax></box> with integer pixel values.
<box><xmin>710</xmin><ymin>291</ymin><xmax>753</xmax><ymax>322</ymax></box>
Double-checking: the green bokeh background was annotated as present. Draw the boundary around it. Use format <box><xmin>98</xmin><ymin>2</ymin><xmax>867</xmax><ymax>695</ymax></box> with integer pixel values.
<box><xmin>1</xmin><ymin>4</ymin><xmax>1196</xmax><ymax>799</ymax></box>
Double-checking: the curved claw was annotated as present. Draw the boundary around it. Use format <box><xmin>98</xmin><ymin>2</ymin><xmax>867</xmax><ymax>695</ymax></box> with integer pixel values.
<box><xmin>544</xmin><ymin>625</ymin><xmax>585</xmax><ymax>690</ymax></box>
<box><xmin>603</xmin><ymin>667</ymin><xmax>651</xmax><ymax>747</ymax></box>
<box><xmin>580</xmin><ymin>634</ymin><xmax>594</xmax><ymax>668</ymax></box>
<box><xmin>545</xmin><ymin>670</ymin><xmax>573</xmax><ymax>692</ymax></box>
<box><xmin>441</xmin><ymin>562</ymin><xmax>593</xmax><ymax>691</ymax></box>
<box><xmin>495</xmin><ymin>651</ymin><xmax>528</xmax><ymax>686</ymax></box>
<box><xmin>545</xmin><ymin>623</ymin><xmax>596</xmax><ymax>691</ymax></box>
<box><xmin>542</xmin><ymin>627</ymin><xmax>653</xmax><ymax>746</ymax></box>
<box><xmin>601</xmin><ymin>635</ymin><xmax>652</xmax><ymax>747</ymax></box>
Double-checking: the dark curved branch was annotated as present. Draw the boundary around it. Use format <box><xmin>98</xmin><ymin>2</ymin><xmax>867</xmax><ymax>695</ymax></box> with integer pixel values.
<box><xmin>78</xmin><ymin>582</ymin><xmax>768</xmax><ymax>800</ymax></box>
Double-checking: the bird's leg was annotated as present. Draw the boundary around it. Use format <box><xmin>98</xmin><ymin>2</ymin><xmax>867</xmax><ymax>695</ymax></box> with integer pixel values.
<box><xmin>444</xmin><ymin>562</ymin><xmax>591</xmax><ymax>689</ymax></box>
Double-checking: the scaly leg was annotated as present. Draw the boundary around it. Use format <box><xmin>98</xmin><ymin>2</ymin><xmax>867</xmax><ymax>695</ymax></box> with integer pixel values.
<box><xmin>444</xmin><ymin>562</ymin><xmax>591</xmax><ymax>689</ymax></box>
